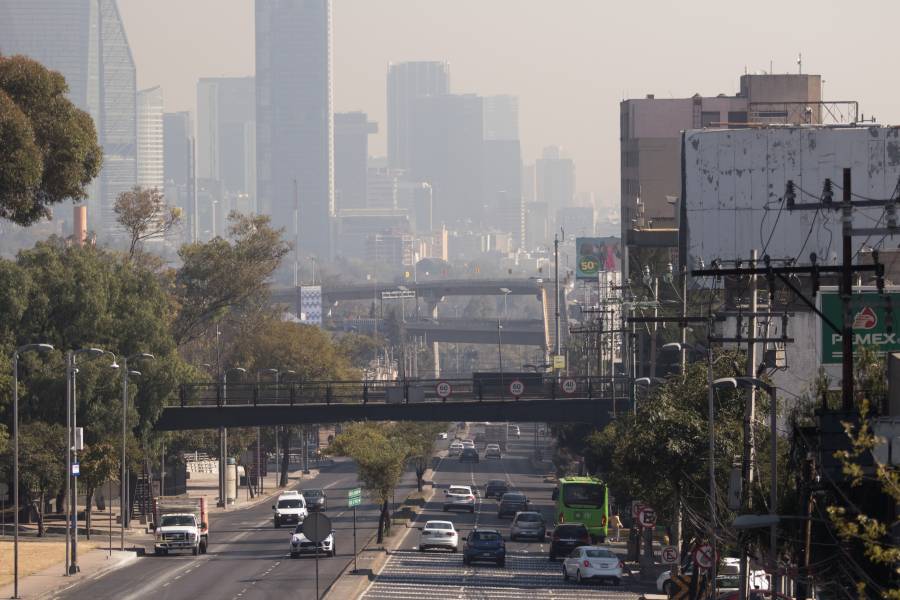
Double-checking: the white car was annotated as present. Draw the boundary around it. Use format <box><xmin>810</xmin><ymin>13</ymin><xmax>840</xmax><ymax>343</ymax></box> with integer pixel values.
<box><xmin>273</xmin><ymin>490</ymin><xmax>308</xmax><ymax>528</ymax></box>
<box><xmin>563</xmin><ymin>546</ymin><xmax>623</xmax><ymax>585</ymax></box>
<box><xmin>418</xmin><ymin>520</ymin><xmax>459</xmax><ymax>552</ymax></box>
<box><xmin>449</xmin><ymin>441</ymin><xmax>463</xmax><ymax>456</ymax></box>
<box><xmin>289</xmin><ymin>524</ymin><xmax>335</xmax><ymax>557</ymax></box>
<box><xmin>437</xmin><ymin>432</ymin><xmax>448</xmax><ymax>440</ymax></box>
<box><xmin>656</xmin><ymin>558</ymin><xmax>769</xmax><ymax>593</ymax></box>
<box><xmin>462</xmin><ymin>440</ymin><xmax>475</xmax><ymax>449</ymax></box>
<box><xmin>442</xmin><ymin>485</ymin><xmax>476</xmax><ymax>513</ymax></box>
<box><xmin>510</xmin><ymin>425</ymin><xmax>520</xmax><ymax>437</ymax></box>
<box><xmin>484</xmin><ymin>444</ymin><xmax>502</xmax><ymax>459</ymax></box>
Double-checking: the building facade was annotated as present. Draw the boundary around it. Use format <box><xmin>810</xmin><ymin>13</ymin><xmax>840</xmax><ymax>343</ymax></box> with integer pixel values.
<box><xmin>386</xmin><ymin>61</ymin><xmax>450</xmax><ymax>171</ymax></box>
<box><xmin>535</xmin><ymin>146</ymin><xmax>576</xmax><ymax>215</ymax></box>
<box><xmin>197</xmin><ymin>77</ymin><xmax>256</xmax><ymax>200</ymax></box>
<box><xmin>137</xmin><ymin>86</ymin><xmax>164</xmax><ymax>191</ymax></box>
<box><xmin>334</xmin><ymin>112</ymin><xmax>377</xmax><ymax>211</ymax></box>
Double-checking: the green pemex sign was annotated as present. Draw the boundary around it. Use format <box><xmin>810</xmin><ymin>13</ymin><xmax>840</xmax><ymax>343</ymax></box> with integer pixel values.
<box><xmin>820</xmin><ymin>291</ymin><xmax>899</xmax><ymax>363</ymax></box>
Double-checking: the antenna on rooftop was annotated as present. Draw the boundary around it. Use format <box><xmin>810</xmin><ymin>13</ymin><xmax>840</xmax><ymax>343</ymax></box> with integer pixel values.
<box><xmin>797</xmin><ymin>52</ymin><xmax>802</xmax><ymax>74</ymax></box>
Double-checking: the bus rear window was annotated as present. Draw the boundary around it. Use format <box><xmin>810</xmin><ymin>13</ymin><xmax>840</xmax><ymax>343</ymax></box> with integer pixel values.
<box><xmin>562</xmin><ymin>483</ymin><xmax>604</xmax><ymax>507</ymax></box>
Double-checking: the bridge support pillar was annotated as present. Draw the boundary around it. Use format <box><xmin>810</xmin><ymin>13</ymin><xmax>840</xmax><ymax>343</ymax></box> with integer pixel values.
<box><xmin>428</xmin><ymin>300</ymin><xmax>440</xmax><ymax>378</ymax></box>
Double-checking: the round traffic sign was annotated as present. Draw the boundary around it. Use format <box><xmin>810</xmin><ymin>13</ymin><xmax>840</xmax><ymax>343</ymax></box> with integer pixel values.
<box><xmin>435</xmin><ymin>381</ymin><xmax>452</xmax><ymax>398</ymax></box>
<box><xmin>638</xmin><ymin>506</ymin><xmax>657</xmax><ymax>528</ymax></box>
<box><xmin>302</xmin><ymin>512</ymin><xmax>333</xmax><ymax>544</ymax></box>
<box><xmin>693</xmin><ymin>543</ymin><xmax>715</xmax><ymax>569</ymax></box>
<box><xmin>661</xmin><ymin>545</ymin><xmax>679</xmax><ymax>564</ymax></box>
<box><xmin>509</xmin><ymin>379</ymin><xmax>525</xmax><ymax>398</ymax></box>
<box><xmin>561</xmin><ymin>378</ymin><xmax>577</xmax><ymax>394</ymax></box>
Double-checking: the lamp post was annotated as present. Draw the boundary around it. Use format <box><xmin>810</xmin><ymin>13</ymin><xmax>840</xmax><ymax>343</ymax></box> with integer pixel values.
<box><xmin>714</xmin><ymin>376</ymin><xmax>778</xmax><ymax>599</ymax></box>
<box><xmin>257</xmin><ymin>369</ymin><xmax>279</xmax><ymax>493</ymax></box>
<box><xmin>121</xmin><ymin>353</ymin><xmax>154</xmax><ymax>551</ymax></box>
<box><xmin>12</xmin><ymin>342</ymin><xmax>53</xmax><ymax>599</ymax></box>
<box><xmin>219</xmin><ymin>367</ymin><xmax>246</xmax><ymax>507</ymax></box>
<box><xmin>276</xmin><ymin>370</ymin><xmax>296</xmax><ymax>488</ymax></box>
<box><xmin>67</xmin><ymin>348</ymin><xmax>118</xmax><ymax>575</ymax></box>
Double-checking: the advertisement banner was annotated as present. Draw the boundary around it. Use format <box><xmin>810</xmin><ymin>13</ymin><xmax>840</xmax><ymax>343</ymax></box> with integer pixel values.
<box><xmin>575</xmin><ymin>237</ymin><xmax>619</xmax><ymax>280</ymax></box>
<box><xmin>300</xmin><ymin>285</ymin><xmax>323</xmax><ymax>326</ymax></box>
<box><xmin>820</xmin><ymin>290</ymin><xmax>899</xmax><ymax>363</ymax></box>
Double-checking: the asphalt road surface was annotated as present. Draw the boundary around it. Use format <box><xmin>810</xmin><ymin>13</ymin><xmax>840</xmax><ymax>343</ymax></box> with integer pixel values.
<box><xmin>52</xmin><ymin>458</ymin><xmax>415</xmax><ymax>600</ymax></box>
<box><xmin>361</xmin><ymin>423</ymin><xmax>641</xmax><ymax>600</ymax></box>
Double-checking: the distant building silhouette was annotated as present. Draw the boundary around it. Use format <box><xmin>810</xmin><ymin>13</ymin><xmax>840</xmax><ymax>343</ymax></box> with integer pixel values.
<box><xmin>197</xmin><ymin>77</ymin><xmax>256</xmax><ymax>201</ymax></box>
<box><xmin>335</xmin><ymin>112</ymin><xmax>377</xmax><ymax>211</ymax></box>
<box><xmin>137</xmin><ymin>86</ymin><xmax>164</xmax><ymax>191</ymax></box>
<box><xmin>387</xmin><ymin>61</ymin><xmax>450</xmax><ymax>171</ymax></box>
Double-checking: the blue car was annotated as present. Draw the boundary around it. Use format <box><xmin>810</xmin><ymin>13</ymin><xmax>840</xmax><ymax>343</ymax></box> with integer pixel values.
<box><xmin>462</xmin><ymin>528</ymin><xmax>506</xmax><ymax>567</ymax></box>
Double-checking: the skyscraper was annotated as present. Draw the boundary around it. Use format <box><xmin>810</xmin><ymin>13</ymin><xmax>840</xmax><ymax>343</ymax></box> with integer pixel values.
<box><xmin>0</xmin><ymin>0</ymin><xmax>137</xmax><ymax>236</ymax></box>
<box><xmin>483</xmin><ymin>95</ymin><xmax>519</xmax><ymax>142</ymax></box>
<box><xmin>197</xmin><ymin>77</ymin><xmax>256</xmax><ymax>199</ymax></box>
<box><xmin>334</xmin><ymin>112</ymin><xmax>377</xmax><ymax>211</ymax></box>
<box><xmin>256</xmin><ymin>0</ymin><xmax>334</xmax><ymax>260</ymax></box>
<box><xmin>387</xmin><ymin>61</ymin><xmax>450</xmax><ymax>171</ymax></box>
<box><xmin>137</xmin><ymin>86</ymin><xmax>164</xmax><ymax>191</ymax></box>
<box><xmin>536</xmin><ymin>146</ymin><xmax>576</xmax><ymax>212</ymax></box>
<box><xmin>163</xmin><ymin>111</ymin><xmax>195</xmax><ymax>241</ymax></box>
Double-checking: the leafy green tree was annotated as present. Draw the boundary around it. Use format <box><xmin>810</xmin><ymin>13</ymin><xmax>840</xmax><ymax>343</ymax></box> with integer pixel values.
<box><xmin>17</xmin><ymin>421</ymin><xmax>66</xmax><ymax>536</ymax></box>
<box><xmin>394</xmin><ymin>422</ymin><xmax>445</xmax><ymax>492</ymax></box>
<box><xmin>114</xmin><ymin>186</ymin><xmax>182</xmax><ymax>260</ymax></box>
<box><xmin>79</xmin><ymin>442</ymin><xmax>119</xmax><ymax>539</ymax></box>
<box><xmin>0</xmin><ymin>55</ymin><xmax>102</xmax><ymax>225</ymax></box>
<box><xmin>330</xmin><ymin>422</ymin><xmax>408</xmax><ymax>543</ymax></box>
<box><xmin>335</xmin><ymin>332</ymin><xmax>383</xmax><ymax>369</ymax></box>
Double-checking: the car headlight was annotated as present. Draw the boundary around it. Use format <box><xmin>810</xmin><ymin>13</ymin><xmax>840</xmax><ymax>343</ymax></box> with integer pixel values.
<box><xmin>189</xmin><ymin>533</ymin><xmax>197</xmax><ymax>541</ymax></box>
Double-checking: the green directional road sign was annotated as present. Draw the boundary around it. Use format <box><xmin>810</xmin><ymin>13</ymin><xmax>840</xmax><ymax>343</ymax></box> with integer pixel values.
<box><xmin>348</xmin><ymin>488</ymin><xmax>362</xmax><ymax>508</ymax></box>
<box><xmin>821</xmin><ymin>290</ymin><xmax>900</xmax><ymax>363</ymax></box>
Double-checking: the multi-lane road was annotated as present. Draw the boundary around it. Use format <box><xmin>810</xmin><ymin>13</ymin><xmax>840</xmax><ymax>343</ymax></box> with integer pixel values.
<box><xmin>362</xmin><ymin>423</ymin><xmax>642</xmax><ymax>600</ymax></box>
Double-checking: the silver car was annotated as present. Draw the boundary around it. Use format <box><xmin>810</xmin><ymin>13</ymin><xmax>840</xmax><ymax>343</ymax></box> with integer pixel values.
<box><xmin>509</xmin><ymin>511</ymin><xmax>546</xmax><ymax>541</ymax></box>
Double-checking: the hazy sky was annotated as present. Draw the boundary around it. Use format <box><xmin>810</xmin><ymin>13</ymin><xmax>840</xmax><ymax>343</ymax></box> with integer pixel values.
<box><xmin>118</xmin><ymin>0</ymin><xmax>897</xmax><ymax>211</ymax></box>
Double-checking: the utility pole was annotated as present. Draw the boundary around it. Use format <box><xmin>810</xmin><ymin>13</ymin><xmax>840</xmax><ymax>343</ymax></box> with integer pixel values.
<box><xmin>738</xmin><ymin>249</ymin><xmax>759</xmax><ymax>600</ymax></box>
<box><xmin>554</xmin><ymin>233</ymin><xmax>561</xmax><ymax>359</ymax></box>
<box><xmin>840</xmin><ymin>168</ymin><xmax>854</xmax><ymax>410</ymax></box>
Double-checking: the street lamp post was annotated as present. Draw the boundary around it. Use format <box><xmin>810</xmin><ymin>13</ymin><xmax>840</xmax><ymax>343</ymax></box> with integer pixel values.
<box><xmin>276</xmin><ymin>370</ymin><xmax>296</xmax><ymax>487</ymax></box>
<box><xmin>219</xmin><ymin>367</ymin><xmax>246</xmax><ymax>507</ymax></box>
<box><xmin>121</xmin><ymin>353</ymin><xmax>154</xmax><ymax>551</ymax></box>
<box><xmin>257</xmin><ymin>369</ymin><xmax>279</xmax><ymax>493</ymax></box>
<box><xmin>12</xmin><ymin>343</ymin><xmax>53</xmax><ymax>599</ymax></box>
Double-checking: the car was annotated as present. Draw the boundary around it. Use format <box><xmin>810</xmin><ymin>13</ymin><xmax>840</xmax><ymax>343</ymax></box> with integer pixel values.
<box><xmin>510</xmin><ymin>425</ymin><xmax>521</xmax><ymax>437</ymax></box>
<box><xmin>483</xmin><ymin>479</ymin><xmax>509</xmax><ymax>499</ymax></box>
<box><xmin>462</xmin><ymin>439</ymin><xmax>475</xmax><ymax>448</ymax></box>
<box><xmin>443</xmin><ymin>485</ymin><xmax>476</xmax><ymax>513</ymax></box>
<box><xmin>656</xmin><ymin>558</ymin><xmax>769</xmax><ymax>594</ymax></box>
<box><xmin>289</xmin><ymin>523</ymin><xmax>335</xmax><ymax>557</ymax></box>
<box><xmin>497</xmin><ymin>492</ymin><xmax>529</xmax><ymax>518</ymax></box>
<box><xmin>459</xmin><ymin>448</ymin><xmax>480</xmax><ymax>463</ymax></box>
<box><xmin>437</xmin><ymin>432</ymin><xmax>448</xmax><ymax>440</ymax></box>
<box><xmin>449</xmin><ymin>441</ymin><xmax>463</xmax><ymax>456</ymax></box>
<box><xmin>563</xmin><ymin>546</ymin><xmax>623</xmax><ymax>585</ymax></box>
<box><xmin>510</xmin><ymin>511</ymin><xmax>546</xmax><ymax>541</ymax></box>
<box><xmin>304</xmin><ymin>488</ymin><xmax>327</xmax><ymax>512</ymax></box>
<box><xmin>717</xmin><ymin>593</ymin><xmax>790</xmax><ymax>600</ymax></box>
<box><xmin>549</xmin><ymin>523</ymin><xmax>591</xmax><ymax>560</ymax></box>
<box><xmin>418</xmin><ymin>520</ymin><xmax>459</xmax><ymax>552</ymax></box>
<box><xmin>484</xmin><ymin>444</ymin><xmax>502</xmax><ymax>459</ymax></box>
<box><xmin>273</xmin><ymin>491</ymin><xmax>307</xmax><ymax>527</ymax></box>
<box><xmin>462</xmin><ymin>528</ymin><xmax>506</xmax><ymax>567</ymax></box>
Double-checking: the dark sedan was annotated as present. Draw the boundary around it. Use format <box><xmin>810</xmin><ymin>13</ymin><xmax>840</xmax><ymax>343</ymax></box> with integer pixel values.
<box><xmin>483</xmin><ymin>479</ymin><xmax>509</xmax><ymax>499</ymax></box>
<box><xmin>462</xmin><ymin>528</ymin><xmax>506</xmax><ymax>567</ymax></box>
<box><xmin>459</xmin><ymin>448</ymin><xmax>480</xmax><ymax>463</ymax></box>
<box><xmin>549</xmin><ymin>523</ymin><xmax>591</xmax><ymax>560</ymax></box>
<box><xmin>497</xmin><ymin>492</ymin><xmax>529</xmax><ymax>518</ymax></box>
<box><xmin>304</xmin><ymin>489</ymin><xmax>327</xmax><ymax>512</ymax></box>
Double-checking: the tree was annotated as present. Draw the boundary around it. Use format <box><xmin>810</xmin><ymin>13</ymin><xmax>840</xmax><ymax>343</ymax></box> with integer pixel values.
<box><xmin>0</xmin><ymin>55</ymin><xmax>102</xmax><ymax>225</ymax></box>
<box><xmin>17</xmin><ymin>421</ymin><xmax>66</xmax><ymax>536</ymax></box>
<box><xmin>330</xmin><ymin>422</ymin><xmax>408</xmax><ymax>543</ymax></box>
<box><xmin>114</xmin><ymin>186</ymin><xmax>182</xmax><ymax>259</ymax></box>
<box><xmin>394</xmin><ymin>422</ymin><xmax>445</xmax><ymax>492</ymax></box>
<box><xmin>172</xmin><ymin>212</ymin><xmax>291</xmax><ymax>347</ymax></box>
<box><xmin>79</xmin><ymin>442</ymin><xmax>119</xmax><ymax>539</ymax></box>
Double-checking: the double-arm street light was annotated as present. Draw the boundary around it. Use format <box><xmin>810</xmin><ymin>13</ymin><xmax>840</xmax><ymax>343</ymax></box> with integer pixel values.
<box><xmin>219</xmin><ymin>367</ymin><xmax>247</xmax><ymax>508</ymax></box>
<box><xmin>66</xmin><ymin>348</ymin><xmax>118</xmax><ymax>575</ymax></box>
<box><xmin>120</xmin><ymin>353</ymin><xmax>154</xmax><ymax>550</ymax></box>
<box><xmin>714</xmin><ymin>376</ymin><xmax>778</xmax><ymax>599</ymax></box>
<box><xmin>12</xmin><ymin>342</ymin><xmax>54</xmax><ymax>599</ymax></box>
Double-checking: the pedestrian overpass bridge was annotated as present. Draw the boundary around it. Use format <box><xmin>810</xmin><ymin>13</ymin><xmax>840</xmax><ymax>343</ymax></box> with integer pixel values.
<box><xmin>154</xmin><ymin>376</ymin><xmax>632</xmax><ymax>431</ymax></box>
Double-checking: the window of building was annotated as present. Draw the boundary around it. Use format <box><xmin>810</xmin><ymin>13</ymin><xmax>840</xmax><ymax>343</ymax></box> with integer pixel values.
<box><xmin>701</xmin><ymin>111</ymin><xmax>721</xmax><ymax>128</ymax></box>
<box><xmin>728</xmin><ymin>111</ymin><xmax>748</xmax><ymax>127</ymax></box>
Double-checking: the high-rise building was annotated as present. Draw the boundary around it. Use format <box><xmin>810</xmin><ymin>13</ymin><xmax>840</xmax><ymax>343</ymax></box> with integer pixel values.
<box><xmin>256</xmin><ymin>0</ymin><xmax>334</xmax><ymax>260</ymax></box>
<box><xmin>535</xmin><ymin>146</ymin><xmax>576</xmax><ymax>215</ymax></box>
<box><xmin>137</xmin><ymin>86</ymin><xmax>164</xmax><ymax>191</ymax></box>
<box><xmin>163</xmin><ymin>111</ymin><xmax>195</xmax><ymax>241</ymax></box>
<box><xmin>334</xmin><ymin>112</ymin><xmax>377</xmax><ymax>210</ymax></box>
<box><xmin>387</xmin><ymin>61</ymin><xmax>450</xmax><ymax>171</ymax></box>
<box><xmin>0</xmin><ymin>0</ymin><xmax>137</xmax><ymax>236</ymax></box>
<box><xmin>483</xmin><ymin>139</ymin><xmax>523</xmax><ymax>247</ymax></box>
<box><xmin>483</xmin><ymin>95</ymin><xmax>519</xmax><ymax>141</ymax></box>
<box><xmin>197</xmin><ymin>77</ymin><xmax>256</xmax><ymax>198</ymax></box>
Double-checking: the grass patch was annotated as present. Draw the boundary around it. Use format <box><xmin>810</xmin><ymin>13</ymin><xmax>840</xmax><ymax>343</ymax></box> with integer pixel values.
<box><xmin>0</xmin><ymin>540</ymin><xmax>96</xmax><ymax>587</ymax></box>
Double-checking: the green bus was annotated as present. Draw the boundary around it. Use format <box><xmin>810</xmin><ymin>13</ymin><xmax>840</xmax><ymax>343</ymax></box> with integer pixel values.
<box><xmin>552</xmin><ymin>476</ymin><xmax>609</xmax><ymax>542</ymax></box>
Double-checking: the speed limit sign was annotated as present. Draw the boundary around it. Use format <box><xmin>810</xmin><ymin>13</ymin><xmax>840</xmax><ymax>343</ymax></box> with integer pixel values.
<box><xmin>561</xmin><ymin>378</ymin><xmax>577</xmax><ymax>394</ymax></box>
<box><xmin>509</xmin><ymin>379</ymin><xmax>525</xmax><ymax>398</ymax></box>
<box><xmin>435</xmin><ymin>381</ymin><xmax>452</xmax><ymax>399</ymax></box>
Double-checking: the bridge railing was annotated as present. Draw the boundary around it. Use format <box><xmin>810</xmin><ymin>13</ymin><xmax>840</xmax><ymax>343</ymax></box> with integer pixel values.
<box><xmin>176</xmin><ymin>376</ymin><xmax>634</xmax><ymax>409</ymax></box>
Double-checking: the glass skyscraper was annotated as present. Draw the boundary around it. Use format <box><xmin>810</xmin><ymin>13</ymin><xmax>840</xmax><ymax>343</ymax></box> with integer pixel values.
<box><xmin>0</xmin><ymin>0</ymin><xmax>137</xmax><ymax>237</ymax></box>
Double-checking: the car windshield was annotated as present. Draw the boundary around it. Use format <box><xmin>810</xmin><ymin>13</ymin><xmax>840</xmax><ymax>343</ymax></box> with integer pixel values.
<box><xmin>487</xmin><ymin>480</ymin><xmax>505</xmax><ymax>486</ymax></box>
<box><xmin>556</xmin><ymin>525</ymin><xmax>588</xmax><ymax>537</ymax></box>
<box><xmin>160</xmin><ymin>515</ymin><xmax>195</xmax><ymax>527</ymax></box>
<box><xmin>516</xmin><ymin>513</ymin><xmax>542</xmax><ymax>522</ymax></box>
<box><xmin>449</xmin><ymin>487</ymin><xmax>470</xmax><ymax>495</ymax></box>
<box><xmin>426</xmin><ymin>522</ymin><xmax>452</xmax><ymax>530</ymax></box>
<box><xmin>278</xmin><ymin>499</ymin><xmax>303</xmax><ymax>508</ymax></box>
<box><xmin>472</xmin><ymin>531</ymin><xmax>501</xmax><ymax>542</ymax></box>
<box><xmin>584</xmin><ymin>549</ymin><xmax>616</xmax><ymax>558</ymax></box>
<box><xmin>305</xmin><ymin>490</ymin><xmax>323</xmax><ymax>498</ymax></box>
<box><xmin>562</xmin><ymin>483</ymin><xmax>604</xmax><ymax>507</ymax></box>
<box><xmin>502</xmin><ymin>494</ymin><xmax>525</xmax><ymax>502</ymax></box>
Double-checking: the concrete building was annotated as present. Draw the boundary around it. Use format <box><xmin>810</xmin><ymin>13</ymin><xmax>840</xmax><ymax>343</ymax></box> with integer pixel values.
<box><xmin>483</xmin><ymin>95</ymin><xmax>519</xmax><ymax>141</ymax></box>
<box><xmin>365</xmin><ymin>232</ymin><xmax>416</xmax><ymax>267</ymax></box>
<box><xmin>398</xmin><ymin>181</ymin><xmax>434</xmax><ymax>234</ymax></box>
<box><xmin>556</xmin><ymin>205</ymin><xmax>595</xmax><ymax>239</ymax></box>
<box><xmin>387</xmin><ymin>61</ymin><xmax>450</xmax><ymax>171</ymax></box>
<box><xmin>335</xmin><ymin>208</ymin><xmax>410</xmax><ymax>260</ymax></box>
<box><xmin>334</xmin><ymin>112</ymin><xmax>377</xmax><ymax>210</ymax></box>
<box><xmin>0</xmin><ymin>0</ymin><xmax>137</xmax><ymax>237</ymax></box>
<box><xmin>137</xmin><ymin>86</ymin><xmax>164</xmax><ymax>191</ymax></box>
<box><xmin>163</xmin><ymin>111</ymin><xmax>195</xmax><ymax>241</ymax></box>
<box><xmin>525</xmin><ymin>202</ymin><xmax>550</xmax><ymax>249</ymax></box>
<box><xmin>367</xmin><ymin>167</ymin><xmax>399</xmax><ymax>210</ymax></box>
<box><xmin>256</xmin><ymin>0</ymin><xmax>334</xmax><ymax>260</ymax></box>
<box><xmin>197</xmin><ymin>77</ymin><xmax>256</xmax><ymax>200</ymax></box>
<box><xmin>483</xmin><ymin>139</ymin><xmax>523</xmax><ymax>242</ymax></box>
<box><xmin>535</xmin><ymin>146</ymin><xmax>576</xmax><ymax>215</ymax></box>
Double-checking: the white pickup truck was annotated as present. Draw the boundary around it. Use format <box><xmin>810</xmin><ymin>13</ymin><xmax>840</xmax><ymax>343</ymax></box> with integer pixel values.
<box><xmin>153</xmin><ymin>497</ymin><xmax>209</xmax><ymax>556</ymax></box>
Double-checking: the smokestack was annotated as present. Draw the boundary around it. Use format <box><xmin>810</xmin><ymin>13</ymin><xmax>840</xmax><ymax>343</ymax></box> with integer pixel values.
<box><xmin>73</xmin><ymin>204</ymin><xmax>87</xmax><ymax>246</ymax></box>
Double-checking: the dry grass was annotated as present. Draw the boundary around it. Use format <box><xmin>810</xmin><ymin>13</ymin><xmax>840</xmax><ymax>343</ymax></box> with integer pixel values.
<box><xmin>0</xmin><ymin>540</ymin><xmax>95</xmax><ymax>587</ymax></box>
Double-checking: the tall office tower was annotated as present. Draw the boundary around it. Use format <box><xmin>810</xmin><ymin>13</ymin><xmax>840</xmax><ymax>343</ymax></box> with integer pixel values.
<box><xmin>409</xmin><ymin>93</ymin><xmax>483</xmax><ymax>227</ymax></box>
<box><xmin>0</xmin><ymin>0</ymin><xmax>137</xmax><ymax>236</ymax></box>
<box><xmin>197</xmin><ymin>77</ymin><xmax>256</xmax><ymax>200</ymax></box>
<box><xmin>386</xmin><ymin>61</ymin><xmax>450</xmax><ymax>171</ymax></box>
<box><xmin>483</xmin><ymin>139</ymin><xmax>523</xmax><ymax>247</ymax></box>
<box><xmin>483</xmin><ymin>95</ymin><xmax>519</xmax><ymax>141</ymax></box>
<box><xmin>256</xmin><ymin>0</ymin><xmax>334</xmax><ymax>260</ymax></box>
<box><xmin>535</xmin><ymin>146</ymin><xmax>576</xmax><ymax>215</ymax></box>
<box><xmin>334</xmin><ymin>112</ymin><xmax>377</xmax><ymax>210</ymax></box>
<box><xmin>163</xmin><ymin>111</ymin><xmax>195</xmax><ymax>240</ymax></box>
<box><xmin>137</xmin><ymin>86</ymin><xmax>164</xmax><ymax>191</ymax></box>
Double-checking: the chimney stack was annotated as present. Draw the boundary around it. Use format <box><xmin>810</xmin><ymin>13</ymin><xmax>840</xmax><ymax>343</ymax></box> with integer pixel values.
<box><xmin>73</xmin><ymin>204</ymin><xmax>87</xmax><ymax>246</ymax></box>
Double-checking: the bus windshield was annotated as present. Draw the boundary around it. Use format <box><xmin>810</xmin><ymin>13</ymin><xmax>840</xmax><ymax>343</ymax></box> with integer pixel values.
<box><xmin>562</xmin><ymin>483</ymin><xmax>604</xmax><ymax>507</ymax></box>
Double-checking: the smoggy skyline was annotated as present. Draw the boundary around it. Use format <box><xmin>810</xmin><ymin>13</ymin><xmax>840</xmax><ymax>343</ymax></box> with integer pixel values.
<box><xmin>117</xmin><ymin>0</ymin><xmax>898</xmax><ymax>212</ymax></box>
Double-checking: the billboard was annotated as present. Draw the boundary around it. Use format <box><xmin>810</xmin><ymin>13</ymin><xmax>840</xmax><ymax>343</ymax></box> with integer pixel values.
<box><xmin>820</xmin><ymin>290</ymin><xmax>899</xmax><ymax>364</ymax></box>
<box><xmin>300</xmin><ymin>285</ymin><xmax>323</xmax><ymax>326</ymax></box>
<box><xmin>575</xmin><ymin>237</ymin><xmax>619</xmax><ymax>280</ymax></box>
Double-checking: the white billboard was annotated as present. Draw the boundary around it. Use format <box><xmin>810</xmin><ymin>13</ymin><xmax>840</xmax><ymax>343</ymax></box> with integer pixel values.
<box><xmin>300</xmin><ymin>285</ymin><xmax>323</xmax><ymax>326</ymax></box>
<box><xmin>683</xmin><ymin>126</ymin><xmax>900</xmax><ymax>268</ymax></box>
